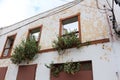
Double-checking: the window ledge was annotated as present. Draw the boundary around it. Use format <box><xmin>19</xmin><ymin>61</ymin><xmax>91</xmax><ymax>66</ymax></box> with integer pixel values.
<box><xmin>0</xmin><ymin>56</ymin><xmax>11</xmax><ymax>59</ymax></box>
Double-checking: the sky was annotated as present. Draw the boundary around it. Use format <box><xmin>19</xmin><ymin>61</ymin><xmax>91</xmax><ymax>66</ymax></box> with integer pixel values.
<box><xmin>0</xmin><ymin>0</ymin><xmax>120</xmax><ymax>28</ymax></box>
<box><xmin>0</xmin><ymin>0</ymin><xmax>73</xmax><ymax>28</ymax></box>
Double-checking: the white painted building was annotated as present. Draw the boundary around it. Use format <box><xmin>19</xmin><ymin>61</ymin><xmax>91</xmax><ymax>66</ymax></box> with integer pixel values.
<box><xmin>0</xmin><ymin>0</ymin><xmax>120</xmax><ymax>80</ymax></box>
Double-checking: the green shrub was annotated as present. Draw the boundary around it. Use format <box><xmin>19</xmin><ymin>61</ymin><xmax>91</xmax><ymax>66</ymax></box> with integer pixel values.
<box><xmin>63</xmin><ymin>62</ymin><xmax>80</xmax><ymax>74</ymax></box>
<box><xmin>45</xmin><ymin>62</ymin><xmax>81</xmax><ymax>77</ymax></box>
<box><xmin>52</xmin><ymin>31</ymin><xmax>81</xmax><ymax>54</ymax></box>
<box><xmin>11</xmin><ymin>37</ymin><xmax>40</xmax><ymax>64</ymax></box>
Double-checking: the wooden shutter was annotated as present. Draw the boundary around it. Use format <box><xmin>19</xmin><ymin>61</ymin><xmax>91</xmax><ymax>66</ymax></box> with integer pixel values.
<box><xmin>0</xmin><ymin>67</ymin><xmax>8</xmax><ymax>80</ymax></box>
<box><xmin>51</xmin><ymin>71</ymin><xmax>92</xmax><ymax>80</ymax></box>
<box><xmin>51</xmin><ymin>61</ymin><xmax>93</xmax><ymax>80</ymax></box>
<box><xmin>17</xmin><ymin>64</ymin><xmax>37</xmax><ymax>80</ymax></box>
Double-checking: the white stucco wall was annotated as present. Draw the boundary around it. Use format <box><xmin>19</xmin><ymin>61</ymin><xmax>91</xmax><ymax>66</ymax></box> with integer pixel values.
<box><xmin>0</xmin><ymin>43</ymin><xmax>116</xmax><ymax>80</ymax></box>
<box><xmin>0</xmin><ymin>41</ymin><xmax>116</xmax><ymax>79</ymax></box>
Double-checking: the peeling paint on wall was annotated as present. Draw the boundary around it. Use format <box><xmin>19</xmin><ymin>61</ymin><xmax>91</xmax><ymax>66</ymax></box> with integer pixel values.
<box><xmin>102</xmin><ymin>44</ymin><xmax>112</xmax><ymax>52</ymax></box>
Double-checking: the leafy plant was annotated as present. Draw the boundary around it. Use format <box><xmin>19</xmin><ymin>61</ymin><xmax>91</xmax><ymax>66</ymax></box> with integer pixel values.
<box><xmin>46</xmin><ymin>63</ymin><xmax>64</xmax><ymax>77</ymax></box>
<box><xmin>11</xmin><ymin>36</ymin><xmax>40</xmax><ymax>64</ymax></box>
<box><xmin>52</xmin><ymin>31</ymin><xmax>81</xmax><ymax>54</ymax></box>
<box><xmin>45</xmin><ymin>62</ymin><xmax>81</xmax><ymax>77</ymax></box>
<box><xmin>63</xmin><ymin>62</ymin><xmax>80</xmax><ymax>74</ymax></box>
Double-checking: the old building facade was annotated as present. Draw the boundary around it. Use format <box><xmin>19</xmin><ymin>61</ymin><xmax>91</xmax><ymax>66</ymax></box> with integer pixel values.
<box><xmin>0</xmin><ymin>0</ymin><xmax>120</xmax><ymax>80</ymax></box>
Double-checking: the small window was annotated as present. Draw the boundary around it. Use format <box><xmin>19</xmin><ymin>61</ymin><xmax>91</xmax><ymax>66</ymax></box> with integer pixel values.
<box><xmin>1</xmin><ymin>34</ymin><xmax>16</xmax><ymax>58</ymax></box>
<box><xmin>28</xmin><ymin>26</ymin><xmax>42</xmax><ymax>45</ymax></box>
<box><xmin>0</xmin><ymin>67</ymin><xmax>8</xmax><ymax>80</ymax></box>
<box><xmin>60</xmin><ymin>13</ymin><xmax>81</xmax><ymax>38</ymax></box>
<box><xmin>17</xmin><ymin>64</ymin><xmax>37</xmax><ymax>80</ymax></box>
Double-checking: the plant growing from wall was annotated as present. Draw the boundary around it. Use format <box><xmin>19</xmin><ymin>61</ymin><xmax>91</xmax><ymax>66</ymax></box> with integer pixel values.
<box><xmin>63</xmin><ymin>62</ymin><xmax>80</xmax><ymax>74</ymax></box>
<box><xmin>45</xmin><ymin>62</ymin><xmax>81</xmax><ymax>77</ymax></box>
<box><xmin>52</xmin><ymin>30</ymin><xmax>81</xmax><ymax>54</ymax></box>
<box><xmin>11</xmin><ymin>36</ymin><xmax>40</xmax><ymax>64</ymax></box>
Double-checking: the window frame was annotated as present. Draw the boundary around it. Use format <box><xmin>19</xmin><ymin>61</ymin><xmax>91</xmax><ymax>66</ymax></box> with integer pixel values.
<box><xmin>59</xmin><ymin>13</ymin><xmax>81</xmax><ymax>42</ymax></box>
<box><xmin>27</xmin><ymin>25</ymin><xmax>42</xmax><ymax>46</ymax></box>
<box><xmin>1</xmin><ymin>34</ymin><xmax>17</xmax><ymax>58</ymax></box>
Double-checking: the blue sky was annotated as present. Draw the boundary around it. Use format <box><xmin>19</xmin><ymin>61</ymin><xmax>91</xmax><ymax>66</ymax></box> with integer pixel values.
<box><xmin>0</xmin><ymin>0</ymin><xmax>73</xmax><ymax>28</ymax></box>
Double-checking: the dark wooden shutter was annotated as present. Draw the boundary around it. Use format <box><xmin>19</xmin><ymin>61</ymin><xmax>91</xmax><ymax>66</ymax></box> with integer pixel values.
<box><xmin>0</xmin><ymin>67</ymin><xmax>8</xmax><ymax>80</ymax></box>
<box><xmin>17</xmin><ymin>64</ymin><xmax>37</xmax><ymax>80</ymax></box>
<box><xmin>51</xmin><ymin>61</ymin><xmax>93</xmax><ymax>80</ymax></box>
<box><xmin>51</xmin><ymin>70</ymin><xmax>92</xmax><ymax>80</ymax></box>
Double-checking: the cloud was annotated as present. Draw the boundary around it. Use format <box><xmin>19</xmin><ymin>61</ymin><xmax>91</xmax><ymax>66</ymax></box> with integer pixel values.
<box><xmin>0</xmin><ymin>0</ymin><xmax>33</xmax><ymax>27</ymax></box>
<box><xmin>29</xmin><ymin>0</ymin><xmax>72</xmax><ymax>14</ymax></box>
<box><xmin>0</xmin><ymin>0</ymin><xmax>72</xmax><ymax>27</ymax></box>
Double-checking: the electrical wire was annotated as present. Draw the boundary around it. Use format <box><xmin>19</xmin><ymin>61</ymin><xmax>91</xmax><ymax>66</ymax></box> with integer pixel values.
<box><xmin>96</xmin><ymin>0</ymin><xmax>105</xmax><ymax>10</ymax></box>
<box><xmin>59</xmin><ymin>0</ymin><xmax>70</xmax><ymax>2</ymax></box>
<box><xmin>105</xmin><ymin>0</ymin><xmax>112</xmax><ymax>9</ymax></box>
<box><xmin>95</xmin><ymin>0</ymin><xmax>111</xmax><ymax>11</ymax></box>
<box><xmin>105</xmin><ymin>6</ymin><xmax>114</xmax><ymax>41</ymax></box>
